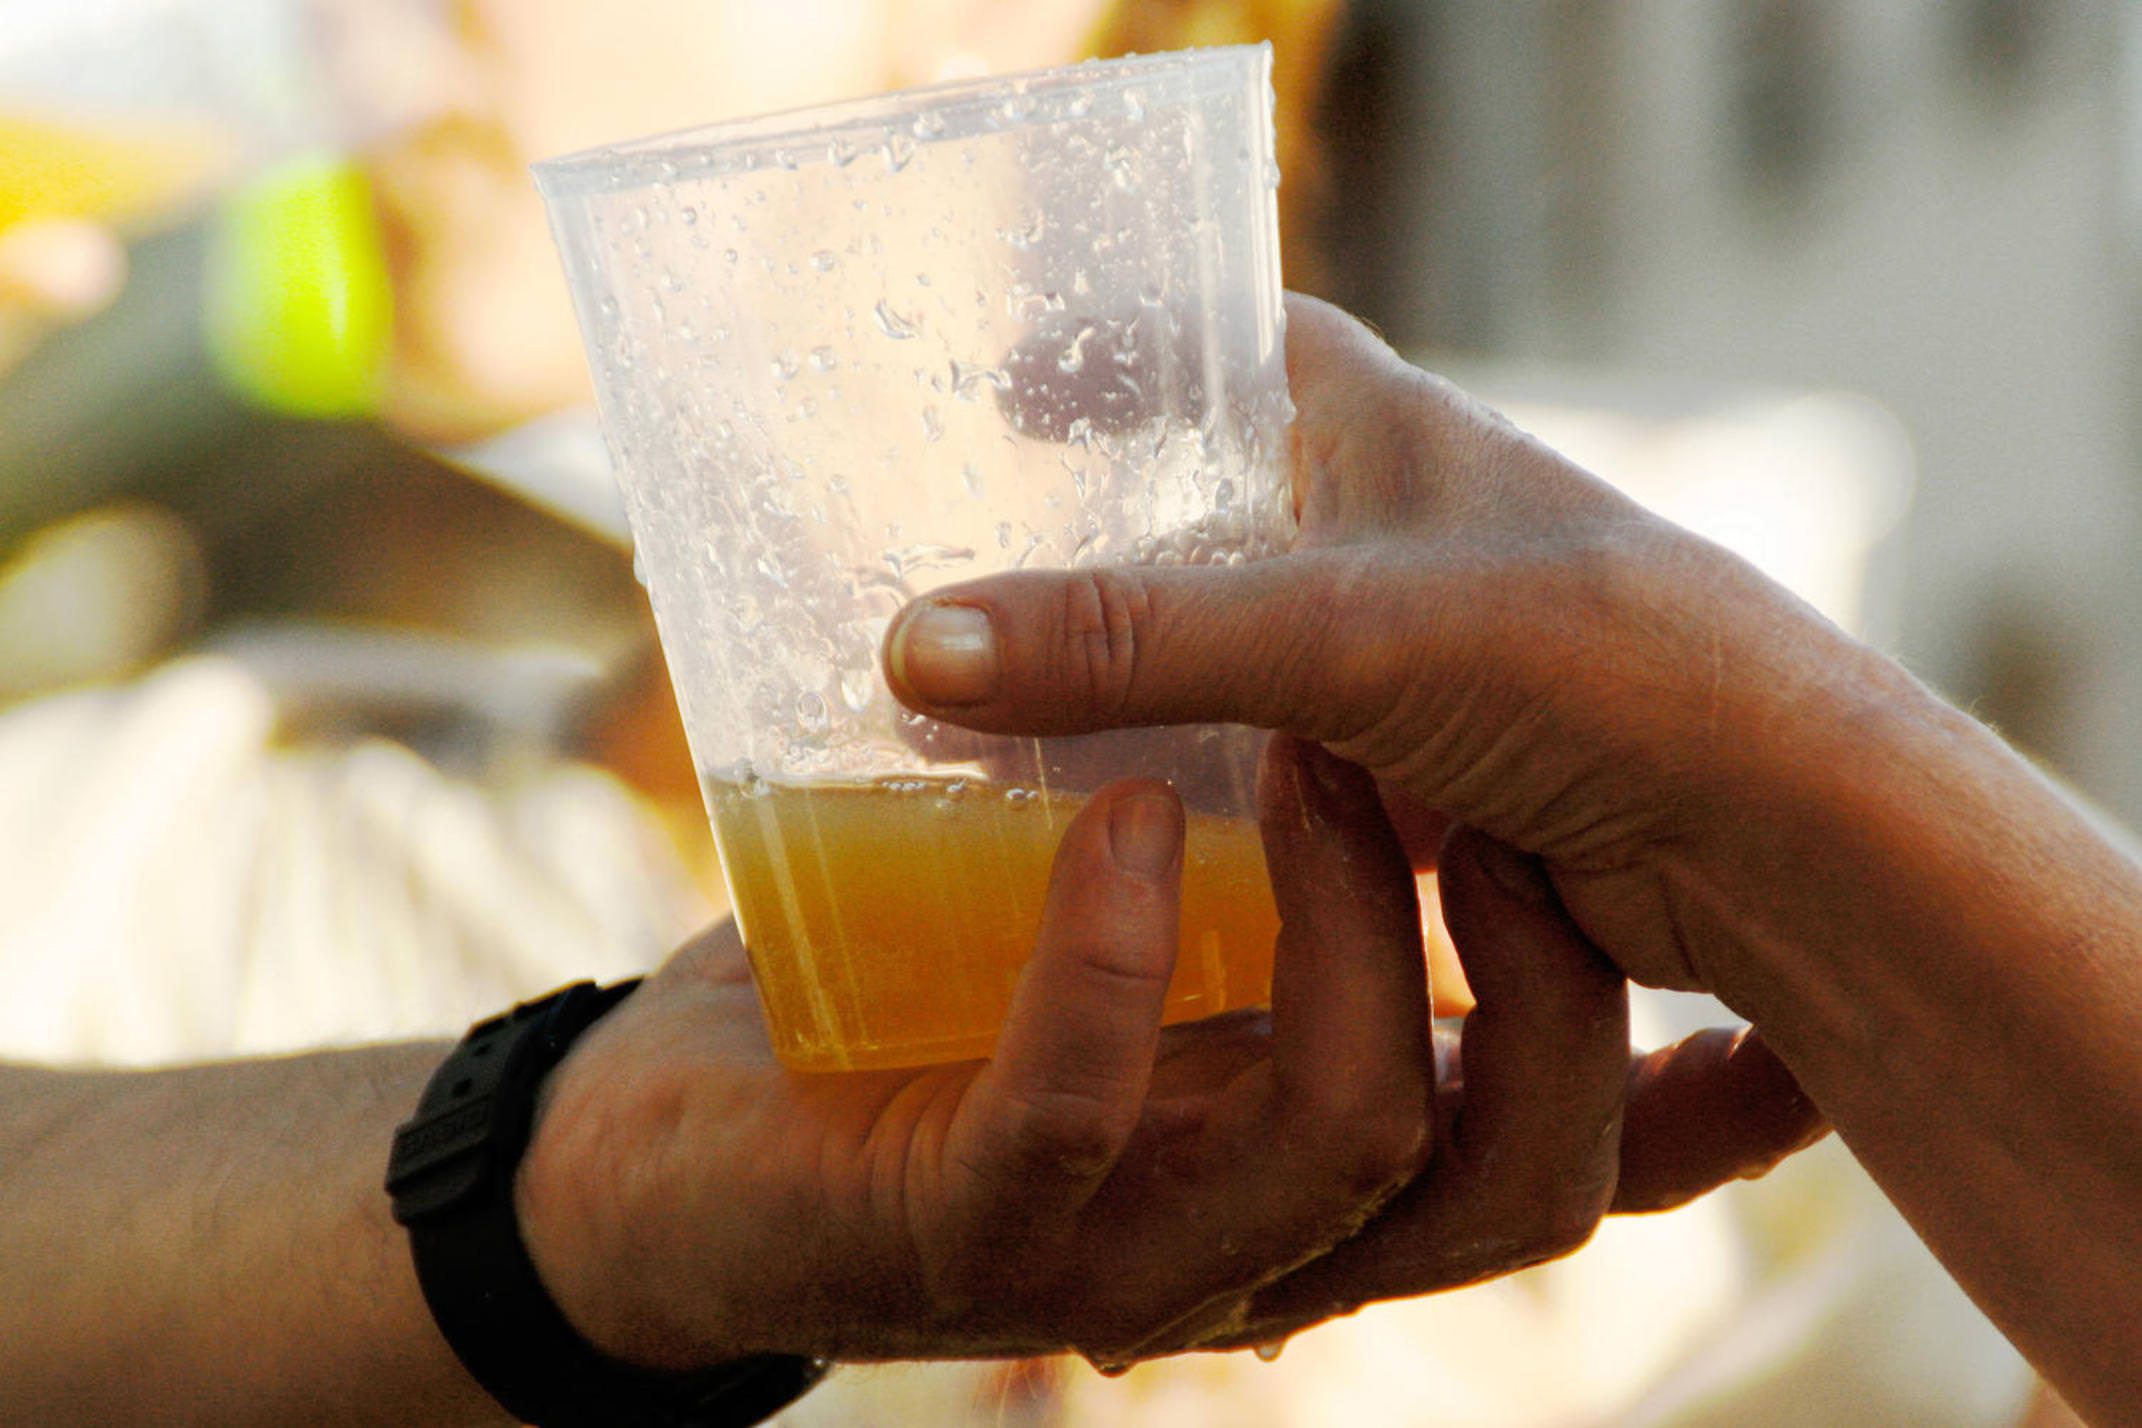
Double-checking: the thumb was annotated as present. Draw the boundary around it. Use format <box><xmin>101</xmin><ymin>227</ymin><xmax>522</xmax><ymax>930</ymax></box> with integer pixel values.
<box><xmin>880</xmin><ymin>551</ymin><xmax>1424</xmax><ymax>745</ymax></box>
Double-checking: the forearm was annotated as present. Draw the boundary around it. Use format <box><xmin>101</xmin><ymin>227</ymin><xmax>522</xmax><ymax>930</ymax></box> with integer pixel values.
<box><xmin>1686</xmin><ymin>673</ymin><xmax>2142</xmax><ymax>1421</ymax></box>
<box><xmin>0</xmin><ymin>1048</ymin><xmax>508</xmax><ymax>1427</ymax></box>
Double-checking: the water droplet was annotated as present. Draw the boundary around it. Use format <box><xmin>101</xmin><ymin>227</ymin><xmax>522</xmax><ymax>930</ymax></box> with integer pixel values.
<box><xmin>1253</xmin><ymin>1340</ymin><xmax>1287</xmax><ymax>1364</ymax></box>
<box><xmin>795</xmin><ymin>691</ymin><xmax>830</xmax><ymax>732</ymax></box>
<box><xmin>681</xmin><ymin>206</ymin><xmax>699</xmax><ymax>226</ymax></box>
<box><xmin>912</xmin><ymin>111</ymin><xmax>947</xmax><ymax>139</ymax></box>
<box><xmin>811</xmin><ymin>250</ymin><xmax>839</xmax><ymax>272</ymax></box>
<box><xmin>921</xmin><ymin>404</ymin><xmax>945</xmax><ymax>442</ymax></box>
<box><xmin>839</xmin><ymin>668</ymin><xmax>874</xmax><ymax>713</ymax></box>
<box><xmin>773</xmin><ymin>147</ymin><xmax>799</xmax><ymax>170</ymax></box>
<box><xmin>882</xmin><ymin>542</ymin><xmax>975</xmax><ymax>580</ymax></box>
<box><xmin>770</xmin><ymin>350</ymin><xmax>802</xmax><ymax>383</ymax></box>
<box><xmin>722</xmin><ymin>247</ymin><xmax>740</xmax><ymax>265</ymax></box>
<box><xmin>998</xmin><ymin>212</ymin><xmax>1046</xmax><ymax>250</ymax></box>
<box><xmin>1122</xmin><ymin>87</ymin><xmax>1146</xmax><ymax>123</ymax></box>
<box><xmin>962</xmin><ymin>462</ymin><xmax>985</xmax><ymax>498</ymax></box>
<box><xmin>1006</xmin><ymin>787</ymin><xmax>1039</xmax><ymax>808</ymax></box>
<box><xmin>950</xmin><ymin>359</ymin><xmax>1011</xmax><ymax>401</ymax></box>
<box><xmin>1089</xmin><ymin>1358</ymin><xmax>1133</xmax><ymax>1378</ymax></box>
<box><xmin>873</xmin><ymin>299</ymin><xmax>919</xmax><ymax>340</ymax></box>
<box><xmin>1056</xmin><ymin>325</ymin><xmax>1095</xmax><ymax>374</ymax></box>
<box><xmin>809</xmin><ymin>346</ymin><xmax>839</xmax><ymax>373</ymax></box>
<box><xmin>827</xmin><ymin>135</ymin><xmax>861</xmax><ymax>166</ymax></box>
<box><xmin>883</xmin><ymin>133</ymin><xmax>918</xmax><ymax>172</ymax></box>
<box><xmin>1103</xmin><ymin>145</ymin><xmax>1138</xmax><ymax>190</ymax></box>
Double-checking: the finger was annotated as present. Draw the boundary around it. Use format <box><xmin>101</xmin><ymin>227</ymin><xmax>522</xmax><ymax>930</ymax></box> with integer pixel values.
<box><xmin>1439</xmin><ymin>828</ymin><xmax>1628</xmax><ymax>1204</ymax></box>
<box><xmin>1261</xmin><ymin>737</ymin><xmax>1435</xmax><ymax>1148</ymax></box>
<box><xmin>1244</xmin><ymin>827</ymin><xmax>1626</xmax><ymax>1321</ymax></box>
<box><xmin>1612</xmin><ymin>1024</ymin><xmax>1831</xmax><ymax>1213</ymax></box>
<box><xmin>948</xmin><ymin>780</ymin><xmax>1184</xmax><ymax>1219</ymax></box>
<box><xmin>880</xmin><ymin>550</ymin><xmax>1424</xmax><ymax>743</ymax></box>
<box><xmin>1102</xmin><ymin>743</ymin><xmax>1437</xmax><ymax>1359</ymax></box>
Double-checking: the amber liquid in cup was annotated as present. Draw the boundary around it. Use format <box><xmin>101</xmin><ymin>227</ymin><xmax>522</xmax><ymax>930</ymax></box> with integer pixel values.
<box><xmin>709</xmin><ymin>774</ymin><xmax>1278</xmax><ymax>1071</ymax></box>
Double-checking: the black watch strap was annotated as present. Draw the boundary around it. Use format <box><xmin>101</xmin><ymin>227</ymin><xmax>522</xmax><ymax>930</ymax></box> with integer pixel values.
<box><xmin>386</xmin><ymin>980</ymin><xmax>828</xmax><ymax>1427</ymax></box>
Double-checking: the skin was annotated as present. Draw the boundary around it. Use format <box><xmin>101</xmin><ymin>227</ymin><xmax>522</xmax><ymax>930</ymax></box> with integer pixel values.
<box><xmin>0</xmin><ymin>736</ymin><xmax>1816</xmax><ymax>1424</ymax></box>
<box><xmin>883</xmin><ymin>293</ymin><xmax>2142</xmax><ymax>1420</ymax></box>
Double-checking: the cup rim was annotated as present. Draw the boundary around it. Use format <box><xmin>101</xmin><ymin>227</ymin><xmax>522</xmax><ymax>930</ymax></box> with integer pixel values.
<box><xmin>531</xmin><ymin>42</ymin><xmax>1269</xmax><ymax>198</ymax></box>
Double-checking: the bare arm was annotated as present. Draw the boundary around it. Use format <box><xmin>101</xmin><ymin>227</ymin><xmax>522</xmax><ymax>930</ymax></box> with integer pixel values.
<box><xmin>0</xmin><ymin>1048</ymin><xmax>506</xmax><ymax>1426</ymax></box>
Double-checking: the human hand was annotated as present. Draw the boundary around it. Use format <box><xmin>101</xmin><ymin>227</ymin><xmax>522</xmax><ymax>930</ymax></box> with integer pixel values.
<box><xmin>513</xmin><ymin>734</ymin><xmax>1822</xmax><ymax>1370</ymax></box>
<box><xmin>878</xmin><ymin>293</ymin><xmax>1919</xmax><ymax>1014</ymax></box>
<box><xmin>513</xmin><ymin>737</ymin><xmax>1442</xmax><ymax>1370</ymax></box>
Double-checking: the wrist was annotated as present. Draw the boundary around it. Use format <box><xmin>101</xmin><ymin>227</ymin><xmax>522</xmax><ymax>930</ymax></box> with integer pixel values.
<box><xmin>388</xmin><ymin>980</ymin><xmax>827</xmax><ymax>1426</ymax></box>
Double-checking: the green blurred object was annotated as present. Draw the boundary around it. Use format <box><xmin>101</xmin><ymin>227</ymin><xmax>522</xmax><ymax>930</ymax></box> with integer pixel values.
<box><xmin>203</xmin><ymin>156</ymin><xmax>393</xmax><ymax>418</ymax></box>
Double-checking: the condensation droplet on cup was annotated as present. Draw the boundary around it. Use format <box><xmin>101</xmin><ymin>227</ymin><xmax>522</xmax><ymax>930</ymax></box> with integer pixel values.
<box><xmin>962</xmin><ymin>462</ymin><xmax>985</xmax><ymax>498</ymax></box>
<box><xmin>998</xmin><ymin>212</ymin><xmax>1046</xmax><ymax>250</ymax></box>
<box><xmin>795</xmin><ymin>691</ymin><xmax>830</xmax><ymax>733</ymax></box>
<box><xmin>827</xmin><ymin>135</ymin><xmax>860</xmax><ymax>167</ymax></box>
<box><xmin>921</xmin><ymin>404</ymin><xmax>945</xmax><ymax>442</ymax></box>
<box><xmin>770</xmin><ymin>350</ymin><xmax>801</xmax><ymax>383</ymax></box>
<box><xmin>809</xmin><ymin>346</ymin><xmax>839</xmax><ymax>373</ymax></box>
<box><xmin>722</xmin><ymin>247</ymin><xmax>740</xmax><ymax>265</ymax></box>
<box><xmin>912</xmin><ymin>110</ymin><xmax>947</xmax><ymax>140</ymax></box>
<box><xmin>873</xmin><ymin>299</ymin><xmax>919</xmax><ymax>340</ymax></box>
<box><xmin>811</xmin><ymin>250</ymin><xmax>838</xmax><ymax>272</ymax></box>
<box><xmin>883</xmin><ymin>132</ymin><xmax>918</xmax><ymax>172</ymax></box>
<box><xmin>1103</xmin><ymin>145</ymin><xmax>1138</xmax><ymax>190</ymax></box>
<box><xmin>1057</xmin><ymin>325</ymin><xmax>1094</xmax><ymax>374</ymax></box>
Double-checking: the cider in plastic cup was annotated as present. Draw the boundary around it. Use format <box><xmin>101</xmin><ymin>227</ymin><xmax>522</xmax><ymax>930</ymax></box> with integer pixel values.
<box><xmin>537</xmin><ymin>46</ymin><xmax>1293</xmax><ymax>1070</ymax></box>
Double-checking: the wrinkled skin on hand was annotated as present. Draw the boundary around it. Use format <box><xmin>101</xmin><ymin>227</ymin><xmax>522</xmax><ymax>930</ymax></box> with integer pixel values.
<box><xmin>514</xmin><ymin>734</ymin><xmax>1820</xmax><ymax>1371</ymax></box>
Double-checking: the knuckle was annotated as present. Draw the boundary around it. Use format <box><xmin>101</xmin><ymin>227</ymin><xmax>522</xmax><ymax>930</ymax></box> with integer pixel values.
<box><xmin>989</xmin><ymin>1080</ymin><xmax>1135</xmax><ymax>1184</ymax></box>
<box><xmin>1059</xmin><ymin>568</ymin><xmax>1152</xmax><ymax>716</ymax></box>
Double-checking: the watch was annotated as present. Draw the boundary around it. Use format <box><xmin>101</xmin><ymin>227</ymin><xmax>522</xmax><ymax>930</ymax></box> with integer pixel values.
<box><xmin>385</xmin><ymin>979</ymin><xmax>829</xmax><ymax>1427</ymax></box>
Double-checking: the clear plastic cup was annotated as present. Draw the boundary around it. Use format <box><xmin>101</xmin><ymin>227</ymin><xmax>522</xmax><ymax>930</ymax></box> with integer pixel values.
<box><xmin>536</xmin><ymin>45</ymin><xmax>1293</xmax><ymax>1071</ymax></box>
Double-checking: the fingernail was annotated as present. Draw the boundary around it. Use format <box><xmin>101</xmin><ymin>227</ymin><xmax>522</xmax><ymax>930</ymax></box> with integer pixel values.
<box><xmin>888</xmin><ymin>601</ymin><xmax>998</xmax><ymax>706</ymax></box>
<box><xmin>1109</xmin><ymin>789</ymin><xmax>1182</xmax><ymax>878</ymax></box>
<box><xmin>1467</xmin><ymin>835</ymin><xmax>1556</xmax><ymax>909</ymax></box>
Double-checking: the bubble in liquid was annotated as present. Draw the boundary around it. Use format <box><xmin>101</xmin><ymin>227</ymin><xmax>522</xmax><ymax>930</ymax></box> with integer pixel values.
<box><xmin>795</xmin><ymin>691</ymin><xmax>831</xmax><ymax>733</ymax></box>
<box><xmin>873</xmin><ymin>299</ymin><xmax>919</xmax><ymax>340</ymax></box>
<box><xmin>809</xmin><ymin>346</ymin><xmax>839</xmax><ymax>373</ymax></box>
<box><xmin>722</xmin><ymin>247</ymin><xmax>740</xmax><ymax>265</ymax></box>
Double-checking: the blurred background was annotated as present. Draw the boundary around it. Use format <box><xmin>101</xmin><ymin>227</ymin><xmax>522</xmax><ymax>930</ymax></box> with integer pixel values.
<box><xmin>0</xmin><ymin>0</ymin><xmax>2132</xmax><ymax>1423</ymax></box>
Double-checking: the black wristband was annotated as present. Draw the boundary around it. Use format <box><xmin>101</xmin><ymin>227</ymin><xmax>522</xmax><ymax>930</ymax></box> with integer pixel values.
<box><xmin>386</xmin><ymin>980</ymin><xmax>828</xmax><ymax>1427</ymax></box>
